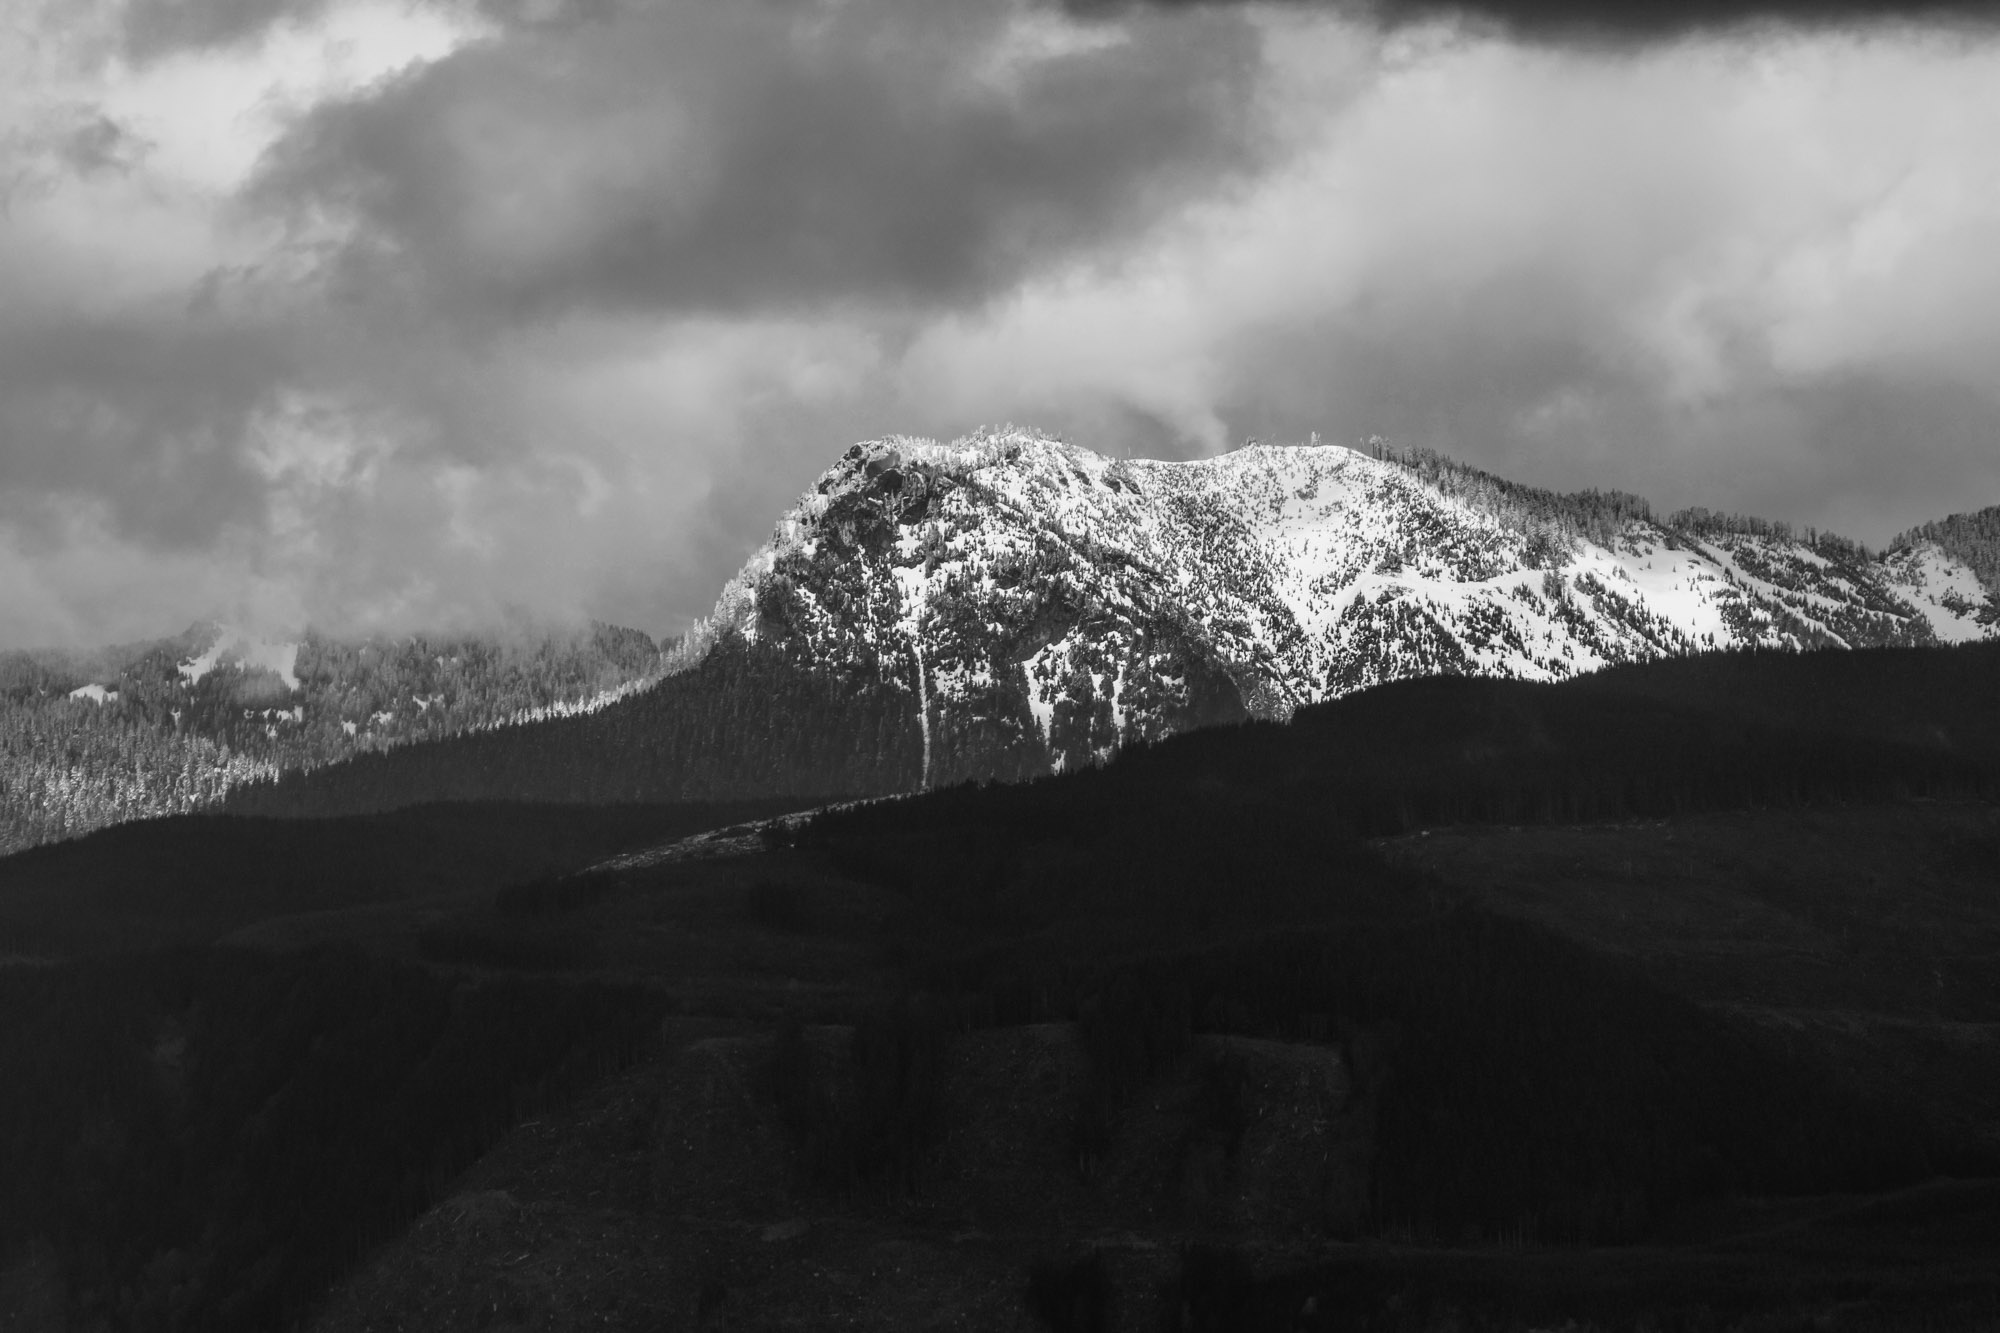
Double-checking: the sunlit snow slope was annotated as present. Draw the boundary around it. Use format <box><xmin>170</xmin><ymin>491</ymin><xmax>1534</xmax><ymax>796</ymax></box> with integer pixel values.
<box><xmin>693</xmin><ymin>428</ymin><xmax>1997</xmax><ymax>785</ymax></box>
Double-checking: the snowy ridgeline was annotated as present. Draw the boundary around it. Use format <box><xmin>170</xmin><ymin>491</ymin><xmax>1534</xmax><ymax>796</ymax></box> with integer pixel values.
<box><xmin>6</xmin><ymin>427</ymin><xmax>1995</xmax><ymax>844</ymax></box>
<box><xmin>693</xmin><ymin>428</ymin><xmax>1997</xmax><ymax>781</ymax></box>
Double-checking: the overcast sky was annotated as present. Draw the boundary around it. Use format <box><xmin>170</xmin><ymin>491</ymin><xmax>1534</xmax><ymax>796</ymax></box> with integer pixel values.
<box><xmin>4</xmin><ymin>0</ymin><xmax>2000</xmax><ymax>648</ymax></box>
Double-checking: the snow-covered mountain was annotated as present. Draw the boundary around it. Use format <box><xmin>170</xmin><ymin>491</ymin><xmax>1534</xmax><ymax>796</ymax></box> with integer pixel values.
<box><xmin>693</xmin><ymin>427</ymin><xmax>1998</xmax><ymax>785</ymax></box>
<box><xmin>9</xmin><ymin>427</ymin><xmax>1994</xmax><ymax>846</ymax></box>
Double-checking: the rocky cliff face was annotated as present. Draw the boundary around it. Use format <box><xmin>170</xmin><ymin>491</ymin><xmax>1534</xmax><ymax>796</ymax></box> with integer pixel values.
<box><xmin>694</xmin><ymin>427</ymin><xmax>1996</xmax><ymax>786</ymax></box>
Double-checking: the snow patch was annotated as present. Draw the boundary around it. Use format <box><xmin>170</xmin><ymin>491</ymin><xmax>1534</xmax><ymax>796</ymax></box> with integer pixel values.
<box><xmin>1885</xmin><ymin>543</ymin><xmax>1994</xmax><ymax>644</ymax></box>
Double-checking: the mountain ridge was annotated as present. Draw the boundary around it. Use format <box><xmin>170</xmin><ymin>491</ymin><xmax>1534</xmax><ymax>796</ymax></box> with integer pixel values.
<box><xmin>693</xmin><ymin>426</ymin><xmax>1996</xmax><ymax>785</ymax></box>
<box><xmin>8</xmin><ymin>427</ymin><xmax>1998</xmax><ymax>841</ymax></box>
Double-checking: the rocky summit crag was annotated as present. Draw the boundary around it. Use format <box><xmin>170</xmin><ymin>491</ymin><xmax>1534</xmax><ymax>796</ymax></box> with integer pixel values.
<box><xmin>692</xmin><ymin>427</ymin><xmax>1998</xmax><ymax>786</ymax></box>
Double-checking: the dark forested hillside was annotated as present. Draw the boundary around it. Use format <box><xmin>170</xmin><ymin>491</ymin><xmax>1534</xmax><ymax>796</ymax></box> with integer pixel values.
<box><xmin>0</xmin><ymin>798</ymin><xmax>803</xmax><ymax>958</ymax></box>
<box><xmin>0</xmin><ymin>949</ymin><xmax>661</xmax><ymax>1333</ymax></box>
<box><xmin>848</xmin><ymin>641</ymin><xmax>2000</xmax><ymax>844</ymax></box>
<box><xmin>3</xmin><ymin>640</ymin><xmax>1997</xmax><ymax>1331</ymax></box>
<box><xmin>789</xmin><ymin>792</ymin><xmax>1936</xmax><ymax>1240</ymax></box>
<box><xmin>231</xmin><ymin>635</ymin><xmax>2000</xmax><ymax>832</ymax></box>
<box><xmin>223</xmin><ymin>634</ymin><xmax>941</xmax><ymax>818</ymax></box>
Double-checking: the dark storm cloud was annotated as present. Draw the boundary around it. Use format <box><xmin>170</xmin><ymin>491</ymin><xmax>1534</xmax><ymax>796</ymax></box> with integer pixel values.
<box><xmin>53</xmin><ymin>114</ymin><xmax>148</xmax><ymax>177</ymax></box>
<box><xmin>118</xmin><ymin>0</ymin><xmax>337</xmax><ymax>60</ymax></box>
<box><xmin>252</xmin><ymin>0</ymin><xmax>1268</xmax><ymax>322</ymax></box>
<box><xmin>0</xmin><ymin>308</ymin><xmax>296</xmax><ymax>550</ymax></box>
<box><xmin>1065</xmin><ymin>0</ymin><xmax>2000</xmax><ymax>41</ymax></box>
<box><xmin>1</xmin><ymin>108</ymin><xmax>148</xmax><ymax>210</ymax></box>
<box><xmin>0</xmin><ymin>0</ymin><xmax>1277</xmax><ymax>646</ymax></box>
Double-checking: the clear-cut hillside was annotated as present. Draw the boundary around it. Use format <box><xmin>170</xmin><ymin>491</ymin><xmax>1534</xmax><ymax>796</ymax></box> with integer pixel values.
<box><xmin>692</xmin><ymin>427</ymin><xmax>1997</xmax><ymax>785</ymax></box>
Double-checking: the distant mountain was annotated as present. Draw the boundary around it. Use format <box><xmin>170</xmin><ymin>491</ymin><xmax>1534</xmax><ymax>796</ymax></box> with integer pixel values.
<box><xmin>0</xmin><ymin>620</ymin><xmax>662</xmax><ymax>852</ymax></box>
<box><xmin>691</xmin><ymin>427</ymin><xmax>1997</xmax><ymax>786</ymax></box>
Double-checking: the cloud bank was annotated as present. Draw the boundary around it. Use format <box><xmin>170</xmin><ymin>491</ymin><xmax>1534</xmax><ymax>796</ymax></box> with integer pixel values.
<box><xmin>2</xmin><ymin>0</ymin><xmax>1999</xmax><ymax>647</ymax></box>
<box><xmin>1069</xmin><ymin>0</ymin><xmax>2000</xmax><ymax>42</ymax></box>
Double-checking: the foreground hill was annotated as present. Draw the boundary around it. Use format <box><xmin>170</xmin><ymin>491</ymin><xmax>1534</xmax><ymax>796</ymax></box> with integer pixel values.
<box><xmin>223</xmin><ymin>634</ymin><xmax>925</xmax><ymax>817</ymax></box>
<box><xmin>4</xmin><ymin>642</ymin><xmax>1997</xmax><ymax>1331</ymax></box>
<box><xmin>0</xmin><ymin>798</ymin><xmax>804</xmax><ymax>959</ymax></box>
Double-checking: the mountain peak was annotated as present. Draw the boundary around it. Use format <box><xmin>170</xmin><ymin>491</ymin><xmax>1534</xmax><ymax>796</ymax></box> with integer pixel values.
<box><xmin>688</xmin><ymin>427</ymin><xmax>1996</xmax><ymax>785</ymax></box>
